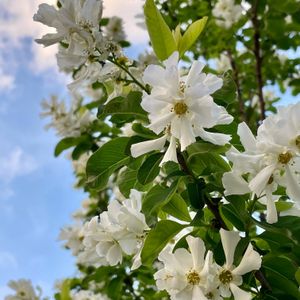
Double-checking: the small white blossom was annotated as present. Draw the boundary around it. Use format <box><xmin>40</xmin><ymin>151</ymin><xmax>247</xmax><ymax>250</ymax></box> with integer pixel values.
<box><xmin>5</xmin><ymin>279</ymin><xmax>41</xmax><ymax>300</ymax></box>
<box><xmin>154</xmin><ymin>236</ymin><xmax>218</xmax><ymax>300</ymax></box>
<box><xmin>80</xmin><ymin>190</ymin><xmax>148</xmax><ymax>268</ymax></box>
<box><xmin>212</xmin><ymin>0</ymin><xmax>243</xmax><ymax>29</ymax></box>
<box><xmin>59</xmin><ymin>223</ymin><xmax>84</xmax><ymax>256</ymax></box>
<box><xmin>106</xmin><ymin>16</ymin><xmax>126</xmax><ymax>42</ymax></box>
<box><xmin>71</xmin><ymin>290</ymin><xmax>110</xmax><ymax>300</ymax></box>
<box><xmin>131</xmin><ymin>51</ymin><xmax>233</xmax><ymax>165</ymax></box>
<box><xmin>215</xmin><ymin>54</ymin><xmax>231</xmax><ymax>73</ymax></box>
<box><xmin>216</xmin><ymin>229</ymin><xmax>261</xmax><ymax>300</ymax></box>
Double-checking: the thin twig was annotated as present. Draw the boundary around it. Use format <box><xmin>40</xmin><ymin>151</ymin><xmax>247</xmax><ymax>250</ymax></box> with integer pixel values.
<box><xmin>108</xmin><ymin>57</ymin><xmax>150</xmax><ymax>94</ymax></box>
<box><xmin>227</xmin><ymin>49</ymin><xmax>245</xmax><ymax>122</ymax></box>
<box><xmin>251</xmin><ymin>0</ymin><xmax>266</xmax><ymax>121</ymax></box>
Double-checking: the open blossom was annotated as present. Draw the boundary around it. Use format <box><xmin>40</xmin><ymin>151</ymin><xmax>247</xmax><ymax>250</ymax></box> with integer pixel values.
<box><xmin>223</xmin><ymin>103</ymin><xmax>300</xmax><ymax>223</ymax></box>
<box><xmin>131</xmin><ymin>51</ymin><xmax>233</xmax><ymax>165</ymax></box>
<box><xmin>106</xmin><ymin>16</ymin><xmax>126</xmax><ymax>42</ymax></box>
<box><xmin>215</xmin><ymin>229</ymin><xmax>262</xmax><ymax>300</ymax></box>
<box><xmin>40</xmin><ymin>95</ymin><xmax>95</xmax><ymax>138</ymax></box>
<box><xmin>212</xmin><ymin>0</ymin><xmax>243</xmax><ymax>29</ymax></box>
<box><xmin>33</xmin><ymin>0</ymin><xmax>103</xmax><ymax>48</ymax></box>
<box><xmin>80</xmin><ymin>189</ymin><xmax>148</xmax><ymax>267</ymax></box>
<box><xmin>5</xmin><ymin>279</ymin><xmax>41</xmax><ymax>300</ymax></box>
<box><xmin>154</xmin><ymin>236</ymin><xmax>218</xmax><ymax>300</ymax></box>
<box><xmin>59</xmin><ymin>223</ymin><xmax>84</xmax><ymax>256</ymax></box>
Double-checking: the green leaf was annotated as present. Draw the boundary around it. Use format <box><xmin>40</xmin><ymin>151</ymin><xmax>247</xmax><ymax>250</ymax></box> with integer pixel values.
<box><xmin>137</xmin><ymin>153</ymin><xmax>163</xmax><ymax>185</ymax></box>
<box><xmin>144</xmin><ymin>0</ymin><xmax>177</xmax><ymax>61</ymax></box>
<box><xmin>117</xmin><ymin>167</ymin><xmax>138</xmax><ymax>198</ymax></box>
<box><xmin>178</xmin><ymin>17</ymin><xmax>208</xmax><ymax>57</ymax></box>
<box><xmin>295</xmin><ymin>267</ymin><xmax>300</xmax><ymax>285</ymax></box>
<box><xmin>107</xmin><ymin>277</ymin><xmax>123</xmax><ymax>300</ymax></box>
<box><xmin>162</xmin><ymin>193</ymin><xmax>191</xmax><ymax>222</ymax></box>
<box><xmin>212</xmin><ymin>70</ymin><xmax>237</xmax><ymax>105</ymax></box>
<box><xmin>86</xmin><ymin>137</ymin><xmax>131</xmax><ymax>190</ymax></box>
<box><xmin>60</xmin><ymin>279</ymin><xmax>71</xmax><ymax>300</ymax></box>
<box><xmin>54</xmin><ymin>137</ymin><xmax>81</xmax><ymax>157</ymax></box>
<box><xmin>142</xmin><ymin>181</ymin><xmax>179</xmax><ymax>217</ymax></box>
<box><xmin>263</xmin><ymin>256</ymin><xmax>300</xmax><ymax>299</ymax></box>
<box><xmin>141</xmin><ymin>220</ymin><xmax>186</xmax><ymax>265</ymax></box>
<box><xmin>98</xmin><ymin>91</ymin><xmax>147</xmax><ymax>122</ymax></box>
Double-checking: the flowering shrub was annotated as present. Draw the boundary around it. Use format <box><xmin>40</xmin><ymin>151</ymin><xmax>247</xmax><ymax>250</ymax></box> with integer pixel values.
<box><xmin>5</xmin><ymin>0</ymin><xmax>300</xmax><ymax>299</ymax></box>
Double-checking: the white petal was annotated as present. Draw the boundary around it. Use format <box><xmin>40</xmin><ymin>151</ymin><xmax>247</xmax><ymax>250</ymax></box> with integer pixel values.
<box><xmin>186</xmin><ymin>61</ymin><xmax>206</xmax><ymax>86</ymax></box>
<box><xmin>186</xmin><ymin>236</ymin><xmax>206</xmax><ymax>269</ymax></box>
<box><xmin>118</xmin><ymin>238</ymin><xmax>137</xmax><ymax>255</ymax></box>
<box><xmin>265</xmin><ymin>187</ymin><xmax>278</xmax><ymax>224</ymax></box>
<box><xmin>142</xmin><ymin>65</ymin><xmax>167</xmax><ymax>86</ymax></box>
<box><xmin>249</xmin><ymin>164</ymin><xmax>276</xmax><ymax>196</ymax></box>
<box><xmin>160</xmin><ymin>136</ymin><xmax>178</xmax><ymax>166</ymax></box>
<box><xmin>229</xmin><ymin>283</ymin><xmax>252</xmax><ymax>300</ymax></box>
<box><xmin>130</xmin><ymin>135</ymin><xmax>167</xmax><ymax>157</ymax></box>
<box><xmin>180</xmin><ymin>117</ymin><xmax>196</xmax><ymax>151</ymax></box>
<box><xmin>220</xmin><ymin>229</ymin><xmax>240</xmax><ymax>268</ymax></box>
<box><xmin>148</xmin><ymin>112</ymin><xmax>174</xmax><ymax>134</ymax></box>
<box><xmin>192</xmin><ymin>286</ymin><xmax>208</xmax><ymax>300</ymax></box>
<box><xmin>107</xmin><ymin>244</ymin><xmax>123</xmax><ymax>266</ymax></box>
<box><xmin>232</xmin><ymin>243</ymin><xmax>261</xmax><ymax>276</ymax></box>
<box><xmin>197</xmin><ymin>127</ymin><xmax>231</xmax><ymax>146</ymax></box>
<box><xmin>237</xmin><ymin>122</ymin><xmax>257</xmax><ymax>152</ymax></box>
<box><xmin>173</xmin><ymin>248</ymin><xmax>193</xmax><ymax>273</ymax></box>
<box><xmin>163</xmin><ymin>51</ymin><xmax>179</xmax><ymax>69</ymax></box>
<box><xmin>285</xmin><ymin>163</ymin><xmax>300</xmax><ymax>202</ymax></box>
<box><xmin>203</xmin><ymin>74</ymin><xmax>223</xmax><ymax>94</ymax></box>
<box><xmin>222</xmin><ymin>172</ymin><xmax>250</xmax><ymax>195</ymax></box>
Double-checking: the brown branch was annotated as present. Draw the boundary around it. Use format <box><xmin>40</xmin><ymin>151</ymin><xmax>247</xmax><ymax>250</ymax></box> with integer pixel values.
<box><xmin>227</xmin><ymin>50</ymin><xmax>245</xmax><ymax>122</ymax></box>
<box><xmin>251</xmin><ymin>0</ymin><xmax>266</xmax><ymax>121</ymax></box>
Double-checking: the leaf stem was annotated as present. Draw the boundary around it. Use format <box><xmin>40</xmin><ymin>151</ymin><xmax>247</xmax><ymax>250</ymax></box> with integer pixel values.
<box><xmin>108</xmin><ymin>57</ymin><xmax>151</xmax><ymax>94</ymax></box>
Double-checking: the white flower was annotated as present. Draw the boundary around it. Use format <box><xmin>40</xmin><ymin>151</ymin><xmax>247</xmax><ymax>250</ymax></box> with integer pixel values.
<box><xmin>71</xmin><ymin>290</ymin><xmax>110</xmax><ymax>300</ymax></box>
<box><xmin>59</xmin><ymin>223</ymin><xmax>84</xmax><ymax>256</ymax></box>
<box><xmin>212</xmin><ymin>0</ymin><xmax>243</xmax><ymax>29</ymax></box>
<box><xmin>33</xmin><ymin>0</ymin><xmax>103</xmax><ymax>48</ymax></box>
<box><xmin>223</xmin><ymin>103</ymin><xmax>300</xmax><ymax>223</ymax></box>
<box><xmin>154</xmin><ymin>236</ymin><xmax>218</xmax><ymax>300</ymax></box>
<box><xmin>106</xmin><ymin>16</ymin><xmax>126</xmax><ymax>42</ymax></box>
<box><xmin>80</xmin><ymin>190</ymin><xmax>148</xmax><ymax>267</ymax></box>
<box><xmin>216</xmin><ymin>229</ymin><xmax>261</xmax><ymax>300</ymax></box>
<box><xmin>131</xmin><ymin>52</ymin><xmax>233</xmax><ymax>164</ymax></box>
<box><xmin>215</xmin><ymin>54</ymin><xmax>231</xmax><ymax>73</ymax></box>
<box><xmin>5</xmin><ymin>279</ymin><xmax>41</xmax><ymax>300</ymax></box>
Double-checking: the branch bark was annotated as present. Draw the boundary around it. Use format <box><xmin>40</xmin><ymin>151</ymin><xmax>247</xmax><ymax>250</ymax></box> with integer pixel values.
<box><xmin>227</xmin><ymin>50</ymin><xmax>245</xmax><ymax>122</ymax></box>
<box><xmin>251</xmin><ymin>0</ymin><xmax>266</xmax><ymax>121</ymax></box>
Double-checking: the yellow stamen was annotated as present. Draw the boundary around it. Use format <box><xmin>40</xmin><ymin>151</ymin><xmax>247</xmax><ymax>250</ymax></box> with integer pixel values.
<box><xmin>278</xmin><ymin>151</ymin><xmax>293</xmax><ymax>164</ymax></box>
<box><xmin>174</xmin><ymin>102</ymin><xmax>188</xmax><ymax>115</ymax></box>
<box><xmin>186</xmin><ymin>270</ymin><xmax>201</xmax><ymax>285</ymax></box>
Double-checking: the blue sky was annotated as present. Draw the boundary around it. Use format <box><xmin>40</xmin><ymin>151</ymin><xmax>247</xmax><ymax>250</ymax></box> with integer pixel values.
<box><xmin>0</xmin><ymin>0</ymin><xmax>147</xmax><ymax>298</ymax></box>
<box><xmin>0</xmin><ymin>0</ymin><xmax>298</xmax><ymax>298</ymax></box>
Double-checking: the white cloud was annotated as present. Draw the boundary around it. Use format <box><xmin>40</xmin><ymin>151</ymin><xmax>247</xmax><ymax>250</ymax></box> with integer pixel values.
<box><xmin>0</xmin><ymin>147</ymin><xmax>38</xmax><ymax>183</ymax></box>
<box><xmin>103</xmin><ymin>0</ymin><xmax>148</xmax><ymax>45</ymax></box>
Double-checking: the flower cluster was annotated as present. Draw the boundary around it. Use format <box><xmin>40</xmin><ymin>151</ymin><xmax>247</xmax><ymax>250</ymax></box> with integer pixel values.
<box><xmin>78</xmin><ymin>189</ymin><xmax>148</xmax><ymax>268</ymax></box>
<box><xmin>71</xmin><ymin>290</ymin><xmax>110</xmax><ymax>300</ymax></box>
<box><xmin>131</xmin><ymin>51</ymin><xmax>233</xmax><ymax>165</ymax></box>
<box><xmin>40</xmin><ymin>95</ymin><xmax>95</xmax><ymax>138</ymax></box>
<box><xmin>155</xmin><ymin>230</ymin><xmax>262</xmax><ymax>300</ymax></box>
<box><xmin>212</xmin><ymin>0</ymin><xmax>243</xmax><ymax>29</ymax></box>
<box><xmin>223</xmin><ymin>103</ymin><xmax>300</xmax><ymax>223</ymax></box>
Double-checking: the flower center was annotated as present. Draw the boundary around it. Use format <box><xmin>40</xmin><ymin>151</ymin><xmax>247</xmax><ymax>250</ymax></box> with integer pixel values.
<box><xmin>186</xmin><ymin>270</ymin><xmax>201</xmax><ymax>285</ymax></box>
<box><xmin>174</xmin><ymin>102</ymin><xmax>188</xmax><ymax>115</ymax></box>
<box><xmin>278</xmin><ymin>151</ymin><xmax>293</xmax><ymax>164</ymax></box>
<box><xmin>219</xmin><ymin>269</ymin><xmax>233</xmax><ymax>284</ymax></box>
<box><xmin>18</xmin><ymin>291</ymin><xmax>26</xmax><ymax>297</ymax></box>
